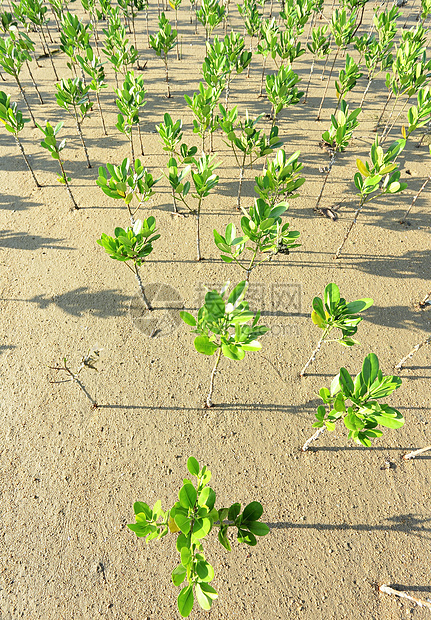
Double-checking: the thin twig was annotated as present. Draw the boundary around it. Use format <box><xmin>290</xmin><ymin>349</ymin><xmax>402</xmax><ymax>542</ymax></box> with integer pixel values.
<box><xmin>394</xmin><ymin>336</ymin><xmax>430</xmax><ymax>371</ymax></box>
<box><xmin>302</xmin><ymin>426</ymin><xmax>326</xmax><ymax>452</ymax></box>
<box><xmin>379</xmin><ymin>584</ymin><xmax>431</xmax><ymax>610</ymax></box>
<box><xmin>206</xmin><ymin>347</ymin><xmax>222</xmax><ymax>408</ymax></box>
<box><xmin>403</xmin><ymin>445</ymin><xmax>431</xmax><ymax>460</ymax></box>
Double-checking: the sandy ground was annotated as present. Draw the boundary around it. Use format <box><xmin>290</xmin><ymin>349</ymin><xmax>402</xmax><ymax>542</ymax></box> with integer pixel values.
<box><xmin>0</xmin><ymin>1</ymin><xmax>430</xmax><ymax>619</ymax></box>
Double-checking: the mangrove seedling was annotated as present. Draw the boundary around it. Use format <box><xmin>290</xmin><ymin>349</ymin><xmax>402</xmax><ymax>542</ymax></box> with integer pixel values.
<box><xmin>265</xmin><ymin>64</ymin><xmax>303</xmax><ymax>128</ymax></box>
<box><xmin>254</xmin><ymin>148</ymin><xmax>305</xmax><ymax>207</ymax></box>
<box><xmin>303</xmin><ymin>24</ymin><xmax>330</xmax><ymax>104</ymax></box>
<box><xmin>218</xmin><ymin>105</ymin><xmax>282</xmax><ymax>210</ymax></box>
<box><xmin>97</xmin><ymin>158</ymin><xmax>159</xmax><ymax>224</ymax></box>
<box><xmin>128</xmin><ymin>457</ymin><xmax>269</xmax><ymax>617</ymax></box>
<box><xmin>0</xmin><ymin>90</ymin><xmax>40</xmax><ymax>187</ymax></box>
<box><xmin>97</xmin><ymin>218</ymin><xmax>160</xmax><ymax>311</ymax></box>
<box><xmin>149</xmin><ymin>12</ymin><xmax>177</xmax><ymax>97</ymax></box>
<box><xmin>77</xmin><ymin>46</ymin><xmax>108</xmax><ymax>135</ymax></box>
<box><xmin>335</xmin><ymin>137</ymin><xmax>407</xmax><ymax>259</ymax></box>
<box><xmin>302</xmin><ymin>353</ymin><xmax>404</xmax><ymax>451</ymax></box>
<box><xmin>59</xmin><ymin>11</ymin><xmax>92</xmax><ymax>78</ymax></box>
<box><xmin>167</xmin><ymin>153</ymin><xmax>220</xmax><ymax>260</ymax></box>
<box><xmin>37</xmin><ymin>120</ymin><xmax>78</xmax><ymax>210</ymax></box>
<box><xmin>115</xmin><ymin>70</ymin><xmax>147</xmax><ymax>160</ymax></box>
<box><xmin>213</xmin><ymin>198</ymin><xmax>301</xmax><ymax>282</ymax></box>
<box><xmin>180</xmin><ymin>281</ymin><xmax>269</xmax><ymax>407</ymax></box>
<box><xmin>314</xmin><ymin>100</ymin><xmax>360</xmax><ymax>214</ymax></box>
<box><xmin>184</xmin><ymin>82</ymin><xmax>222</xmax><ymax>153</ymax></box>
<box><xmin>102</xmin><ymin>7</ymin><xmax>138</xmax><ymax>86</ymax></box>
<box><xmin>299</xmin><ymin>282</ymin><xmax>373</xmax><ymax>377</ymax></box>
<box><xmin>55</xmin><ymin>77</ymin><xmax>92</xmax><ymax>168</ymax></box>
<box><xmin>256</xmin><ymin>17</ymin><xmax>279</xmax><ymax>97</ymax></box>
<box><xmin>333</xmin><ymin>54</ymin><xmax>362</xmax><ymax>115</ymax></box>
<box><xmin>0</xmin><ymin>33</ymin><xmax>36</xmax><ymax>125</ymax></box>
<box><xmin>196</xmin><ymin>0</ymin><xmax>226</xmax><ymax>41</ymax></box>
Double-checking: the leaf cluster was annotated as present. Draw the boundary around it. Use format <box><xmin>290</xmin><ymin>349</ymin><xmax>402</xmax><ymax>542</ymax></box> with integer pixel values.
<box><xmin>97</xmin><ymin>217</ymin><xmax>160</xmax><ymax>266</ymax></box>
<box><xmin>149</xmin><ymin>12</ymin><xmax>177</xmax><ymax>57</ymax></box>
<box><xmin>0</xmin><ymin>90</ymin><xmax>28</xmax><ymax>135</ymax></box>
<box><xmin>354</xmin><ymin>137</ymin><xmax>407</xmax><ymax>199</ymax></box>
<box><xmin>254</xmin><ymin>148</ymin><xmax>305</xmax><ymax>206</ymax></box>
<box><xmin>97</xmin><ymin>157</ymin><xmax>158</xmax><ymax>209</ymax></box>
<box><xmin>321</xmin><ymin>100</ymin><xmax>360</xmax><ymax>152</ymax></box>
<box><xmin>127</xmin><ymin>457</ymin><xmax>269</xmax><ymax>616</ymax></box>
<box><xmin>55</xmin><ymin>77</ymin><xmax>92</xmax><ymax>120</ymax></box>
<box><xmin>181</xmin><ymin>281</ymin><xmax>269</xmax><ymax>360</ymax></box>
<box><xmin>311</xmin><ymin>282</ymin><xmax>373</xmax><ymax>346</ymax></box>
<box><xmin>314</xmin><ymin>353</ymin><xmax>404</xmax><ymax>446</ymax></box>
<box><xmin>265</xmin><ymin>64</ymin><xmax>303</xmax><ymax>118</ymax></box>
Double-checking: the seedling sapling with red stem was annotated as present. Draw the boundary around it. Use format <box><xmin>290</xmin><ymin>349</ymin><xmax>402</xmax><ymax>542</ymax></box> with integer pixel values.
<box><xmin>300</xmin><ymin>282</ymin><xmax>373</xmax><ymax>377</ymax></box>
<box><xmin>335</xmin><ymin>136</ymin><xmax>407</xmax><ymax>259</ymax></box>
<box><xmin>213</xmin><ymin>198</ymin><xmax>301</xmax><ymax>282</ymax></box>
<box><xmin>302</xmin><ymin>353</ymin><xmax>404</xmax><ymax>451</ymax></box>
<box><xmin>97</xmin><ymin>218</ymin><xmax>160</xmax><ymax>312</ymax></box>
<box><xmin>128</xmin><ymin>457</ymin><xmax>269</xmax><ymax>617</ymax></box>
<box><xmin>37</xmin><ymin>120</ymin><xmax>79</xmax><ymax>210</ymax></box>
<box><xmin>0</xmin><ymin>90</ymin><xmax>41</xmax><ymax>187</ymax></box>
<box><xmin>180</xmin><ymin>281</ymin><xmax>269</xmax><ymax>407</ymax></box>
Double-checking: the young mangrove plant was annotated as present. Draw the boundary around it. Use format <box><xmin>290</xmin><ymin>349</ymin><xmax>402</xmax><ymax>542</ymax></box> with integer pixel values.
<box><xmin>184</xmin><ymin>82</ymin><xmax>222</xmax><ymax>153</ymax></box>
<box><xmin>128</xmin><ymin>457</ymin><xmax>269</xmax><ymax>617</ymax></box>
<box><xmin>254</xmin><ymin>148</ymin><xmax>305</xmax><ymax>207</ymax></box>
<box><xmin>265</xmin><ymin>64</ymin><xmax>303</xmax><ymax>127</ymax></box>
<box><xmin>149</xmin><ymin>12</ymin><xmax>177</xmax><ymax>97</ymax></box>
<box><xmin>180</xmin><ymin>281</ymin><xmax>269</xmax><ymax>407</ymax></box>
<box><xmin>218</xmin><ymin>105</ymin><xmax>282</xmax><ymax>210</ymax></box>
<box><xmin>335</xmin><ymin>137</ymin><xmax>407</xmax><ymax>259</ymax></box>
<box><xmin>0</xmin><ymin>33</ymin><xmax>37</xmax><ymax>125</ymax></box>
<box><xmin>221</xmin><ymin>31</ymin><xmax>252</xmax><ymax>108</ymax></box>
<box><xmin>256</xmin><ymin>17</ymin><xmax>278</xmax><ymax>97</ymax></box>
<box><xmin>213</xmin><ymin>198</ymin><xmax>301</xmax><ymax>282</ymax></box>
<box><xmin>237</xmin><ymin>0</ymin><xmax>261</xmax><ymax>77</ymax></box>
<box><xmin>303</xmin><ymin>24</ymin><xmax>330</xmax><ymax>104</ymax></box>
<box><xmin>196</xmin><ymin>0</ymin><xmax>226</xmax><ymax>41</ymax></box>
<box><xmin>77</xmin><ymin>46</ymin><xmax>107</xmax><ymax>135</ymax></box>
<box><xmin>115</xmin><ymin>70</ymin><xmax>147</xmax><ymax>159</ymax></box>
<box><xmin>314</xmin><ymin>100</ymin><xmax>360</xmax><ymax>215</ymax></box>
<box><xmin>97</xmin><ymin>158</ymin><xmax>159</xmax><ymax>224</ymax></box>
<box><xmin>37</xmin><ymin>120</ymin><xmax>78</xmax><ymax>210</ymax></box>
<box><xmin>300</xmin><ymin>282</ymin><xmax>373</xmax><ymax>377</ymax></box>
<box><xmin>102</xmin><ymin>6</ymin><xmax>138</xmax><ymax>86</ymax></box>
<box><xmin>333</xmin><ymin>54</ymin><xmax>362</xmax><ymax>115</ymax></box>
<box><xmin>302</xmin><ymin>353</ymin><xmax>404</xmax><ymax>451</ymax></box>
<box><xmin>167</xmin><ymin>153</ymin><xmax>219</xmax><ymax>260</ymax></box>
<box><xmin>59</xmin><ymin>11</ymin><xmax>92</xmax><ymax>79</ymax></box>
<box><xmin>55</xmin><ymin>77</ymin><xmax>92</xmax><ymax>168</ymax></box>
<box><xmin>0</xmin><ymin>90</ymin><xmax>40</xmax><ymax>187</ymax></box>
<box><xmin>97</xmin><ymin>218</ymin><xmax>160</xmax><ymax>311</ymax></box>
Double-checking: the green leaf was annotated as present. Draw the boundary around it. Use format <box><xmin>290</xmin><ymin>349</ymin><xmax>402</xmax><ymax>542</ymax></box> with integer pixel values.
<box><xmin>180</xmin><ymin>311</ymin><xmax>197</xmax><ymax>327</ymax></box>
<box><xmin>227</xmin><ymin>281</ymin><xmax>247</xmax><ymax>308</ymax></box>
<box><xmin>324</xmin><ymin>283</ymin><xmax>340</xmax><ymax>314</ymax></box>
<box><xmin>205</xmin><ymin>290</ymin><xmax>225</xmax><ymax>317</ymax></box>
<box><xmin>344</xmin><ymin>411</ymin><xmax>364</xmax><ymax>431</ymax></box>
<box><xmin>178</xmin><ymin>585</ymin><xmax>194</xmax><ymax>617</ymax></box>
<box><xmin>179</xmin><ymin>483</ymin><xmax>197</xmax><ymax>509</ymax></box>
<box><xmin>218</xmin><ymin>528</ymin><xmax>231</xmax><ymax>551</ymax></box>
<box><xmin>228</xmin><ymin>503</ymin><xmax>241</xmax><ymax>521</ymax></box>
<box><xmin>339</xmin><ymin>368</ymin><xmax>354</xmax><ymax>397</ymax></box>
<box><xmin>242</xmin><ymin>501</ymin><xmax>263</xmax><ymax>522</ymax></box>
<box><xmin>175</xmin><ymin>512</ymin><xmax>191</xmax><ymax>535</ymax></box>
<box><xmin>192</xmin><ymin>517</ymin><xmax>212</xmax><ymax>539</ymax></box>
<box><xmin>221</xmin><ymin>343</ymin><xmax>245</xmax><ymax>360</ymax></box>
<box><xmin>195</xmin><ymin>583</ymin><xmax>217</xmax><ymax>611</ymax></box>
<box><xmin>172</xmin><ymin>564</ymin><xmax>187</xmax><ymax>586</ymax></box>
<box><xmin>344</xmin><ymin>298</ymin><xmax>373</xmax><ymax>314</ymax></box>
<box><xmin>196</xmin><ymin>560</ymin><xmax>215</xmax><ymax>583</ymax></box>
<box><xmin>187</xmin><ymin>456</ymin><xmax>199</xmax><ymax>476</ymax></box>
<box><xmin>246</xmin><ymin>521</ymin><xmax>270</xmax><ymax>536</ymax></box>
<box><xmin>180</xmin><ymin>546</ymin><xmax>192</xmax><ymax>567</ymax></box>
<box><xmin>361</xmin><ymin>353</ymin><xmax>379</xmax><ymax>388</ymax></box>
<box><xmin>194</xmin><ymin>336</ymin><xmax>219</xmax><ymax>356</ymax></box>
<box><xmin>312</xmin><ymin>297</ymin><xmax>326</xmax><ymax>321</ymax></box>
<box><xmin>237</xmin><ymin>528</ymin><xmax>257</xmax><ymax>546</ymax></box>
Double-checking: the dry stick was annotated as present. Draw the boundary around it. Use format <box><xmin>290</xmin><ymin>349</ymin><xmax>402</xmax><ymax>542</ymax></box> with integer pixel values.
<box><xmin>379</xmin><ymin>585</ymin><xmax>431</xmax><ymax>610</ymax></box>
<box><xmin>302</xmin><ymin>426</ymin><xmax>326</xmax><ymax>451</ymax></box>
<box><xmin>334</xmin><ymin>197</ymin><xmax>366</xmax><ymax>259</ymax></box>
<box><xmin>400</xmin><ymin>174</ymin><xmax>431</xmax><ymax>223</ymax></box>
<box><xmin>258</xmin><ymin>55</ymin><xmax>267</xmax><ymax>97</ymax></box>
<box><xmin>299</xmin><ymin>331</ymin><xmax>327</xmax><ymax>377</ymax></box>
<box><xmin>58</xmin><ymin>158</ymin><xmax>79</xmax><ymax>210</ymax></box>
<box><xmin>403</xmin><ymin>445</ymin><xmax>431</xmax><ymax>459</ymax></box>
<box><xmin>36</xmin><ymin>27</ymin><xmax>47</xmax><ymax>56</ymax></box>
<box><xmin>129</xmin><ymin>131</ymin><xmax>135</xmax><ymax>165</ymax></box>
<box><xmin>25</xmin><ymin>61</ymin><xmax>43</xmax><ymax>103</ymax></box>
<box><xmin>381</xmin><ymin>95</ymin><xmax>409</xmax><ymax>144</ymax></box>
<box><xmin>49</xmin><ymin>363</ymin><xmax>97</xmax><ymax>406</ymax></box>
<box><xmin>137</xmin><ymin>122</ymin><xmax>144</xmax><ymax>155</ymax></box>
<box><xmin>314</xmin><ymin>150</ymin><xmax>335</xmax><ymax>211</ymax></box>
<box><xmin>15</xmin><ymin>76</ymin><xmax>36</xmax><ymax>126</ymax></box>
<box><xmin>164</xmin><ymin>57</ymin><xmax>171</xmax><ymax>97</ymax></box>
<box><xmin>316</xmin><ymin>49</ymin><xmax>339</xmax><ymax>120</ymax></box>
<box><xmin>394</xmin><ymin>336</ymin><xmax>431</xmax><ymax>370</ymax></box>
<box><xmin>304</xmin><ymin>11</ymin><xmax>315</xmax><ymax>48</ymax></box>
<box><xmin>206</xmin><ymin>347</ymin><xmax>222</xmax><ymax>407</ymax></box>
<box><xmin>196</xmin><ymin>211</ymin><xmax>201</xmax><ymax>260</ymax></box>
<box><xmin>402</xmin><ymin>0</ymin><xmax>417</xmax><ymax>29</ymax></box>
<box><xmin>237</xmin><ymin>164</ymin><xmax>245</xmax><ymax>210</ymax></box>
<box><xmin>14</xmin><ymin>136</ymin><xmax>41</xmax><ymax>187</ymax></box>
<box><xmin>359</xmin><ymin>76</ymin><xmax>372</xmax><ymax>109</ymax></box>
<box><xmin>419</xmin><ymin>291</ymin><xmax>431</xmax><ymax>307</ymax></box>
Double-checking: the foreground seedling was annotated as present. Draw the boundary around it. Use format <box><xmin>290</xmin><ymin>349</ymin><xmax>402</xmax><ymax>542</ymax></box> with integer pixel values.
<box><xmin>180</xmin><ymin>281</ymin><xmax>268</xmax><ymax>407</ymax></box>
<box><xmin>213</xmin><ymin>198</ymin><xmax>300</xmax><ymax>282</ymax></box>
<box><xmin>149</xmin><ymin>12</ymin><xmax>177</xmax><ymax>97</ymax></box>
<box><xmin>302</xmin><ymin>353</ymin><xmax>404</xmax><ymax>451</ymax></box>
<box><xmin>97</xmin><ymin>218</ymin><xmax>160</xmax><ymax>311</ymax></box>
<box><xmin>128</xmin><ymin>457</ymin><xmax>269</xmax><ymax>617</ymax></box>
<box><xmin>300</xmin><ymin>283</ymin><xmax>373</xmax><ymax>377</ymax></box>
